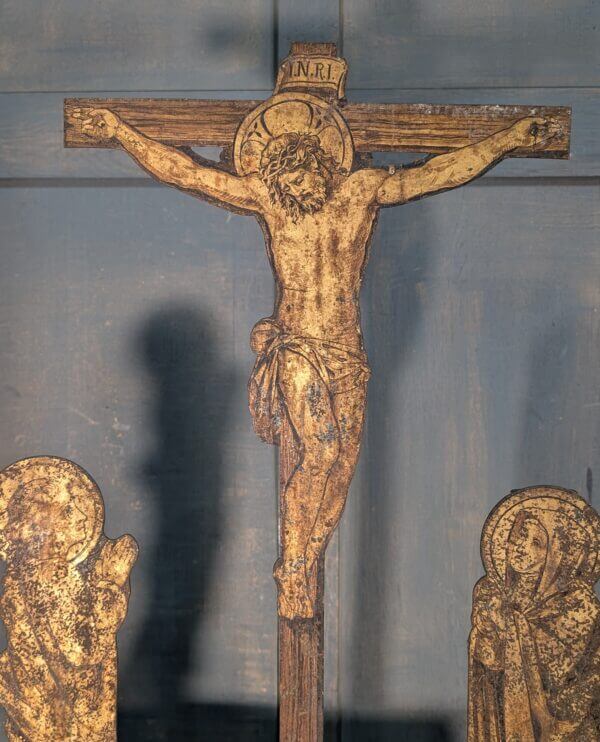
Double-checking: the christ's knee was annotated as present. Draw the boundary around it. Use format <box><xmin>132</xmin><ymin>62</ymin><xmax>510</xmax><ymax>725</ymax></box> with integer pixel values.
<box><xmin>301</xmin><ymin>429</ymin><xmax>340</xmax><ymax>476</ymax></box>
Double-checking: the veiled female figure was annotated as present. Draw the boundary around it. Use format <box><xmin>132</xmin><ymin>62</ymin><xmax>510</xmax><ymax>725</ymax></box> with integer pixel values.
<box><xmin>0</xmin><ymin>457</ymin><xmax>137</xmax><ymax>741</ymax></box>
<box><xmin>468</xmin><ymin>486</ymin><xmax>600</xmax><ymax>742</ymax></box>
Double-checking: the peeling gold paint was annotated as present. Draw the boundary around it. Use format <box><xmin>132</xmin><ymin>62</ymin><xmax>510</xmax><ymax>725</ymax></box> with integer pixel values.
<box><xmin>469</xmin><ymin>486</ymin><xmax>600</xmax><ymax>741</ymax></box>
<box><xmin>0</xmin><ymin>457</ymin><xmax>138</xmax><ymax>741</ymax></box>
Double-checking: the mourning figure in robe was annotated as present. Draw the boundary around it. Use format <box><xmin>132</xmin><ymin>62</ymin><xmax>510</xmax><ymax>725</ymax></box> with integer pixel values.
<box><xmin>468</xmin><ymin>486</ymin><xmax>600</xmax><ymax>741</ymax></box>
<box><xmin>0</xmin><ymin>456</ymin><xmax>138</xmax><ymax>741</ymax></box>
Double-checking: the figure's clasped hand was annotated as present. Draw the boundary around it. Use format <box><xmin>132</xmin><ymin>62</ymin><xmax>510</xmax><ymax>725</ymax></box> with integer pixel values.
<box><xmin>71</xmin><ymin>107</ymin><xmax>121</xmax><ymax>141</ymax></box>
<box><xmin>510</xmin><ymin>116</ymin><xmax>562</xmax><ymax>149</ymax></box>
<box><xmin>94</xmin><ymin>534</ymin><xmax>138</xmax><ymax>588</ymax></box>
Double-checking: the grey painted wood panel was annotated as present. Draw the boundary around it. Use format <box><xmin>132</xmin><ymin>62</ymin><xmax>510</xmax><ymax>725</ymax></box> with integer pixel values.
<box><xmin>0</xmin><ymin>185</ymin><xmax>280</xmax><ymax>737</ymax></box>
<box><xmin>340</xmin><ymin>181</ymin><xmax>600</xmax><ymax>740</ymax></box>
<box><xmin>343</xmin><ymin>0</ymin><xmax>600</xmax><ymax>89</ymax></box>
<box><xmin>0</xmin><ymin>0</ymin><xmax>275</xmax><ymax>93</ymax></box>
<box><xmin>277</xmin><ymin>0</ymin><xmax>340</xmax><ymax>59</ymax></box>
<box><xmin>1</xmin><ymin>89</ymin><xmax>597</xmax><ymax>180</ymax></box>
<box><xmin>0</xmin><ymin>178</ymin><xmax>342</xmax><ymax>738</ymax></box>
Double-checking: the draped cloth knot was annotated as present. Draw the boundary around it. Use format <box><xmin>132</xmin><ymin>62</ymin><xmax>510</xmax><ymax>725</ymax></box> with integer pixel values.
<box><xmin>247</xmin><ymin>317</ymin><xmax>371</xmax><ymax>445</ymax></box>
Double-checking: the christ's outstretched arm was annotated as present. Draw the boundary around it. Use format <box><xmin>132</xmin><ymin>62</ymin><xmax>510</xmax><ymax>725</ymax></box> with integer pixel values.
<box><xmin>72</xmin><ymin>108</ymin><xmax>263</xmax><ymax>213</ymax></box>
<box><xmin>377</xmin><ymin>116</ymin><xmax>561</xmax><ymax>206</ymax></box>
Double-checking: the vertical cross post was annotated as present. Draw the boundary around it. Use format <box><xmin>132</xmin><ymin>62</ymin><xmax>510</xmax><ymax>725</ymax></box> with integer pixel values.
<box><xmin>278</xmin><ymin>418</ymin><xmax>325</xmax><ymax>742</ymax></box>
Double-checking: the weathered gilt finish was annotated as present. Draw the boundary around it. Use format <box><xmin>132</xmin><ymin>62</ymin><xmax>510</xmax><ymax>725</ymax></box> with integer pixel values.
<box><xmin>63</xmin><ymin>42</ymin><xmax>571</xmax><ymax>741</ymax></box>
<box><xmin>0</xmin><ymin>457</ymin><xmax>138</xmax><ymax>741</ymax></box>
<box><xmin>469</xmin><ymin>487</ymin><xmax>600</xmax><ymax>741</ymax></box>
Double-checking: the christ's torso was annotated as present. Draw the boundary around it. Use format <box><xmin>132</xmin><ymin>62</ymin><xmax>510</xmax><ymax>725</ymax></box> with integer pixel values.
<box><xmin>260</xmin><ymin>171</ymin><xmax>383</xmax><ymax>347</ymax></box>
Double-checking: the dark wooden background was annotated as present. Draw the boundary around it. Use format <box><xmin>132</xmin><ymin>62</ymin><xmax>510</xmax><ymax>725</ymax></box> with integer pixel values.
<box><xmin>0</xmin><ymin>1</ymin><xmax>599</xmax><ymax>740</ymax></box>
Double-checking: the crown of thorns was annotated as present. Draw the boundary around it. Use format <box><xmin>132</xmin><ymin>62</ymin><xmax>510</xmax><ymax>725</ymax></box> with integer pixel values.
<box><xmin>258</xmin><ymin>133</ymin><xmax>338</xmax><ymax>187</ymax></box>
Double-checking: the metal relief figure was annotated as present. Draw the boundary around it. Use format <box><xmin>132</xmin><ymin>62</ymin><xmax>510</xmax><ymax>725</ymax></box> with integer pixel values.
<box><xmin>67</xmin><ymin>45</ymin><xmax>564</xmax><ymax>619</ymax></box>
<box><xmin>0</xmin><ymin>457</ymin><xmax>138</xmax><ymax>741</ymax></box>
<box><xmin>68</xmin><ymin>61</ymin><xmax>561</xmax><ymax>620</ymax></box>
<box><xmin>468</xmin><ymin>486</ymin><xmax>600</xmax><ymax>741</ymax></box>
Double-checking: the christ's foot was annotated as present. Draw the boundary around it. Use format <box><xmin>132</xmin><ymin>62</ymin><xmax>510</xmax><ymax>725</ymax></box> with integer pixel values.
<box><xmin>273</xmin><ymin>558</ymin><xmax>314</xmax><ymax>619</ymax></box>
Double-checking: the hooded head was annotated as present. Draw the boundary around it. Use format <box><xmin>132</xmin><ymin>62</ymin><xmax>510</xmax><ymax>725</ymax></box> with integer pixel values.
<box><xmin>505</xmin><ymin>506</ymin><xmax>591</xmax><ymax>600</ymax></box>
<box><xmin>482</xmin><ymin>486</ymin><xmax>600</xmax><ymax>601</ymax></box>
<box><xmin>0</xmin><ymin>457</ymin><xmax>104</xmax><ymax>567</ymax></box>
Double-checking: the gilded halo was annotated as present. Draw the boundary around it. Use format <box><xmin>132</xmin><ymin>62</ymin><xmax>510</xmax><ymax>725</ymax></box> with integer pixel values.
<box><xmin>0</xmin><ymin>456</ymin><xmax>105</xmax><ymax>566</ymax></box>
<box><xmin>233</xmin><ymin>92</ymin><xmax>354</xmax><ymax>177</ymax></box>
<box><xmin>481</xmin><ymin>485</ymin><xmax>600</xmax><ymax>584</ymax></box>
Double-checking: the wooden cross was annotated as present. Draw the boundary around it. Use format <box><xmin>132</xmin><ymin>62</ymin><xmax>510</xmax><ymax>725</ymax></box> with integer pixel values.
<box><xmin>64</xmin><ymin>41</ymin><xmax>570</xmax><ymax>742</ymax></box>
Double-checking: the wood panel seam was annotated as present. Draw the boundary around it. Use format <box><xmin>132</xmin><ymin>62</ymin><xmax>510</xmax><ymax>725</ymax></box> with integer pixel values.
<box><xmin>2</xmin><ymin>176</ymin><xmax>597</xmax><ymax>188</ymax></box>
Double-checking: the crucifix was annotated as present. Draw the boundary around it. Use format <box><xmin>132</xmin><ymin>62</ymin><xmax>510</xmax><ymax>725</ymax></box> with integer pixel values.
<box><xmin>64</xmin><ymin>41</ymin><xmax>570</xmax><ymax>741</ymax></box>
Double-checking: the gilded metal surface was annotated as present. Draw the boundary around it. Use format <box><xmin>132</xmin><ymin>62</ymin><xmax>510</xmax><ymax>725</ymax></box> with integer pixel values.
<box><xmin>468</xmin><ymin>486</ymin><xmax>600</xmax><ymax>741</ymax></box>
<box><xmin>233</xmin><ymin>92</ymin><xmax>354</xmax><ymax>177</ymax></box>
<box><xmin>0</xmin><ymin>457</ymin><xmax>138</xmax><ymax>741</ymax></box>
<box><xmin>68</xmin><ymin>46</ymin><xmax>560</xmax><ymax>620</ymax></box>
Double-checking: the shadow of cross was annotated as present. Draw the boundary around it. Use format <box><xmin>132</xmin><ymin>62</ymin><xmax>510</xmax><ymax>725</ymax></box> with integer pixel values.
<box><xmin>64</xmin><ymin>41</ymin><xmax>571</xmax><ymax>742</ymax></box>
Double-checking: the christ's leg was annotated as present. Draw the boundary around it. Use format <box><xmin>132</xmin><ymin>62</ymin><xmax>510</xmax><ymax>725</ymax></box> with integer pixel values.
<box><xmin>305</xmin><ymin>383</ymin><xmax>367</xmax><ymax>576</ymax></box>
<box><xmin>275</xmin><ymin>350</ymin><xmax>340</xmax><ymax>619</ymax></box>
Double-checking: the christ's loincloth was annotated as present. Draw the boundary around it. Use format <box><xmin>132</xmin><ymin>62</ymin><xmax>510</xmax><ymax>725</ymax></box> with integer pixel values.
<box><xmin>248</xmin><ymin>318</ymin><xmax>371</xmax><ymax>445</ymax></box>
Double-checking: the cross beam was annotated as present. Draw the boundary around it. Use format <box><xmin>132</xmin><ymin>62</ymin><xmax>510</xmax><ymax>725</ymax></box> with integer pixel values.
<box><xmin>65</xmin><ymin>97</ymin><xmax>571</xmax><ymax>157</ymax></box>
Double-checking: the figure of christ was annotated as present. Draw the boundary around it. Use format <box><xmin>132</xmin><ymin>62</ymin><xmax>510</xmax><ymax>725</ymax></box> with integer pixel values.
<box><xmin>74</xmin><ymin>107</ymin><xmax>559</xmax><ymax>618</ymax></box>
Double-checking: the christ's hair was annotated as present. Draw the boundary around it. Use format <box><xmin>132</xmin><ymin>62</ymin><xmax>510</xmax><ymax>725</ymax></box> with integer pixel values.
<box><xmin>259</xmin><ymin>133</ymin><xmax>339</xmax><ymax>219</ymax></box>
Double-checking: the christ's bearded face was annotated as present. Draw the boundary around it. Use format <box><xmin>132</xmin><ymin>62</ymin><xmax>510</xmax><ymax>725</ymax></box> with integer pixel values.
<box><xmin>259</xmin><ymin>133</ymin><xmax>338</xmax><ymax>221</ymax></box>
<box><xmin>277</xmin><ymin>162</ymin><xmax>329</xmax><ymax>214</ymax></box>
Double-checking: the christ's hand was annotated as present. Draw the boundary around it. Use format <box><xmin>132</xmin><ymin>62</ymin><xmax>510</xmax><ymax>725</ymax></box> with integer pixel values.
<box><xmin>509</xmin><ymin>116</ymin><xmax>562</xmax><ymax>149</ymax></box>
<box><xmin>377</xmin><ymin>114</ymin><xmax>562</xmax><ymax>206</ymax></box>
<box><xmin>72</xmin><ymin>107</ymin><xmax>121</xmax><ymax>141</ymax></box>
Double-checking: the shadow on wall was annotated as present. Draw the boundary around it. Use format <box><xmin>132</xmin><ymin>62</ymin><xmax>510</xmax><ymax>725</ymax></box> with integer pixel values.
<box><xmin>122</xmin><ymin>703</ymin><xmax>451</xmax><ymax>742</ymax></box>
<box><xmin>119</xmin><ymin>304</ymin><xmax>236</xmax><ymax>741</ymax></box>
<box><xmin>335</xmin><ymin>714</ymin><xmax>452</xmax><ymax>742</ymax></box>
